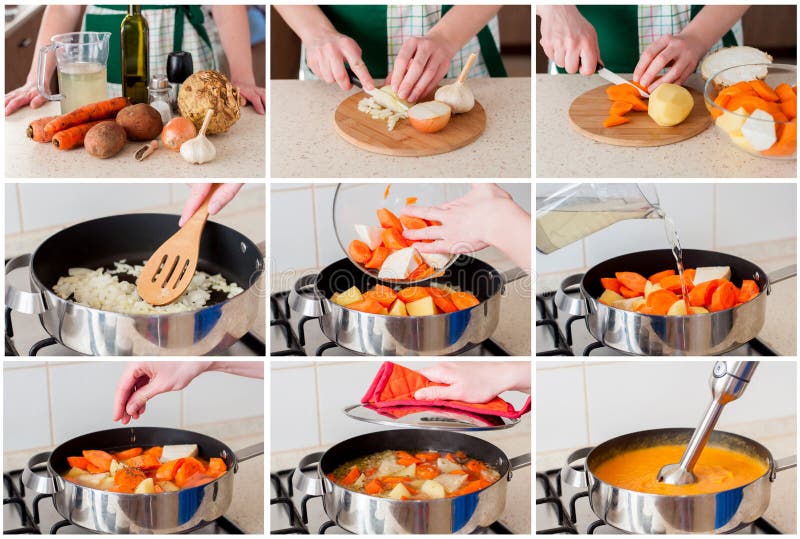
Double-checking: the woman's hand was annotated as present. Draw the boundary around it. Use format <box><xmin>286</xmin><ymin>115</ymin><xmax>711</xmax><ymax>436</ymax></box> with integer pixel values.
<box><xmin>5</xmin><ymin>79</ymin><xmax>48</xmax><ymax>116</ymax></box>
<box><xmin>233</xmin><ymin>78</ymin><xmax>266</xmax><ymax>115</ymax></box>
<box><xmin>179</xmin><ymin>183</ymin><xmax>243</xmax><ymax>227</ymax></box>
<box><xmin>414</xmin><ymin>362</ymin><xmax>530</xmax><ymax>403</ymax></box>
<box><xmin>305</xmin><ymin>30</ymin><xmax>374</xmax><ymax>91</ymax></box>
<box><xmin>537</xmin><ymin>5</ymin><xmax>600</xmax><ymax>75</ymax></box>
<box><xmin>634</xmin><ymin>33</ymin><xmax>707</xmax><ymax>89</ymax></box>
<box><xmin>389</xmin><ymin>34</ymin><xmax>456</xmax><ymax>103</ymax></box>
<box><xmin>113</xmin><ymin>362</ymin><xmax>211</xmax><ymax>424</ymax></box>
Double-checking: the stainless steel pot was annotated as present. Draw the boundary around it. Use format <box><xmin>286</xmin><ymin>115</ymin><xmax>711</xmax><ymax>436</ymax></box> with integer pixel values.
<box><xmin>22</xmin><ymin>427</ymin><xmax>264</xmax><ymax>534</ymax></box>
<box><xmin>5</xmin><ymin>214</ymin><xmax>264</xmax><ymax>355</ymax></box>
<box><xmin>289</xmin><ymin>256</ymin><xmax>527</xmax><ymax>355</ymax></box>
<box><xmin>554</xmin><ymin>249</ymin><xmax>796</xmax><ymax>355</ymax></box>
<box><xmin>561</xmin><ymin>428</ymin><xmax>797</xmax><ymax>534</ymax></box>
<box><xmin>292</xmin><ymin>429</ymin><xmax>531</xmax><ymax>534</ymax></box>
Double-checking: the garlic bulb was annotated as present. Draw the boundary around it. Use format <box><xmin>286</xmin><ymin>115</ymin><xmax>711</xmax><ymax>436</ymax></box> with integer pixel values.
<box><xmin>434</xmin><ymin>53</ymin><xmax>477</xmax><ymax>114</ymax></box>
<box><xmin>181</xmin><ymin>109</ymin><xmax>216</xmax><ymax>164</ymax></box>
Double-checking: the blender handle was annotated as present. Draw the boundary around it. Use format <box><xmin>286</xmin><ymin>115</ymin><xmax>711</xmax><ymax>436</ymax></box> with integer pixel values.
<box><xmin>37</xmin><ymin>43</ymin><xmax>62</xmax><ymax>102</ymax></box>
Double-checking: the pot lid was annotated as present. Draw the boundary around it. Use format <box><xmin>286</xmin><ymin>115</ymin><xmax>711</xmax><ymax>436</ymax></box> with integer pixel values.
<box><xmin>344</xmin><ymin>403</ymin><xmax>519</xmax><ymax>431</ymax></box>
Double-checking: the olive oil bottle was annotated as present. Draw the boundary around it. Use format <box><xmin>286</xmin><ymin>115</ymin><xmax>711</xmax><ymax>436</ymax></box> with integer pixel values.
<box><xmin>121</xmin><ymin>5</ymin><xmax>149</xmax><ymax>104</ymax></box>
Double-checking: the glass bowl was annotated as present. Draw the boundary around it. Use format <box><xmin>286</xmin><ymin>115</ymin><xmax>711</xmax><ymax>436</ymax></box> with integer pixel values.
<box><xmin>332</xmin><ymin>183</ymin><xmax>467</xmax><ymax>284</ymax></box>
<box><xmin>703</xmin><ymin>63</ymin><xmax>796</xmax><ymax>160</ymax></box>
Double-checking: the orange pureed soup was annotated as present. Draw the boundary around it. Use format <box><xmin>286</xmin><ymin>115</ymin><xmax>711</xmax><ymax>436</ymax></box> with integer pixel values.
<box><xmin>593</xmin><ymin>445</ymin><xmax>768</xmax><ymax>495</ymax></box>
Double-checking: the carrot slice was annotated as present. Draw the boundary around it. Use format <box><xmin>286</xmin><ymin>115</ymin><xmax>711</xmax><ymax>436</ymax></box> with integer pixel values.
<box><xmin>615</xmin><ymin>272</ymin><xmax>647</xmax><ymax>295</ymax></box>
<box><xmin>174</xmin><ymin>458</ymin><xmax>205</xmax><ymax>487</ymax></box>
<box><xmin>408</xmin><ymin>263</ymin><xmax>435</xmax><ymax>281</ymax></box>
<box><xmin>145</xmin><ymin>446</ymin><xmax>163</xmax><ymax>459</ymax></box>
<box><xmin>382</xmin><ymin>227</ymin><xmax>409</xmax><ymax>249</ymax></box>
<box><xmin>406</xmin><ymin>197</ymin><xmax>418</xmax><ymax>205</ymax></box>
<box><xmin>156</xmin><ymin>458</ymin><xmax>185</xmax><ymax>481</ymax></box>
<box><xmin>603</xmin><ymin>115</ymin><xmax>630</xmax><ymax>128</ymax></box>
<box><xmin>365</xmin><ymin>284</ymin><xmax>397</xmax><ymax>307</ymax></box>
<box><xmin>659</xmin><ymin>274</ymin><xmax>693</xmax><ymax>293</ymax></box>
<box><xmin>347</xmin><ymin>298</ymin><xmax>386</xmax><ymax>314</ymax></box>
<box><xmin>647</xmin><ymin>269</ymin><xmax>675</xmax><ymax>284</ymax></box>
<box><xmin>416</xmin><ymin>463</ymin><xmax>440</xmax><ymax>479</ymax></box>
<box><xmin>415</xmin><ymin>452</ymin><xmax>440</xmax><ymax>462</ymax></box>
<box><xmin>67</xmin><ymin>456</ymin><xmax>91</xmax><ymax>470</ymax></box>
<box><xmin>348</xmin><ymin>240</ymin><xmax>372</xmax><ymax>264</ymax></box>
<box><xmin>618</xmin><ymin>285</ymin><xmax>640</xmax><ymax>298</ymax></box>
<box><xmin>737</xmin><ymin>280</ymin><xmax>759</xmax><ymax>303</ymax></box>
<box><xmin>365</xmin><ymin>478</ymin><xmax>383</xmax><ymax>494</ymax></box>
<box><xmin>748</xmin><ymin>80</ymin><xmax>779</xmax><ymax>102</ymax></box>
<box><xmin>400</xmin><ymin>215</ymin><xmax>428</xmax><ymax>230</ymax></box>
<box><xmin>125</xmin><ymin>453</ymin><xmax>161</xmax><ymax>470</ymax></box>
<box><xmin>377</xmin><ymin>208</ymin><xmax>403</xmax><ymax>232</ymax></box>
<box><xmin>432</xmin><ymin>293</ymin><xmax>458</xmax><ymax>313</ymax></box>
<box><xmin>114</xmin><ymin>467</ymin><xmax>146</xmax><ymax>492</ymax></box>
<box><xmin>688</xmin><ymin>279</ymin><xmax>719</xmax><ymax>307</ymax></box>
<box><xmin>86</xmin><ymin>463</ymin><xmax>105</xmax><ymax>474</ymax></box>
<box><xmin>113</xmin><ymin>447</ymin><xmax>143</xmax><ymax>461</ymax></box>
<box><xmin>601</xmin><ymin>277</ymin><xmax>622</xmax><ymax>293</ymax></box>
<box><xmin>207</xmin><ymin>458</ymin><xmax>227</xmax><ymax>477</ymax></box>
<box><xmin>645</xmin><ymin>289</ymin><xmax>680</xmax><ymax>315</ymax></box>
<box><xmin>775</xmin><ymin>83</ymin><xmax>795</xmax><ymax>103</ymax></box>
<box><xmin>397</xmin><ymin>287</ymin><xmax>430</xmax><ymax>303</ymax></box>
<box><xmin>609</xmin><ymin>101</ymin><xmax>633</xmax><ymax>116</ymax></box>
<box><xmin>605</xmin><ymin>84</ymin><xmax>640</xmax><ymax>100</ymax></box>
<box><xmin>383</xmin><ymin>184</ymin><xmax>391</xmax><ymax>199</ymax></box>
<box><xmin>780</xmin><ymin>98</ymin><xmax>796</xmax><ymax>120</ymax></box>
<box><xmin>83</xmin><ymin>450</ymin><xmax>114</xmax><ymax>472</ymax></box>
<box><xmin>761</xmin><ymin>120</ymin><xmax>797</xmax><ymax>157</ymax></box>
<box><xmin>450</xmin><ymin>291</ymin><xmax>480</xmax><ymax>310</ymax></box>
<box><xmin>365</xmin><ymin>246</ymin><xmax>390</xmax><ymax>269</ymax></box>
<box><xmin>684</xmin><ymin>268</ymin><xmax>696</xmax><ymax>282</ymax></box>
<box><xmin>709</xmin><ymin>280</ymin><xmax>737</xmax><ymax>312</ymax></box>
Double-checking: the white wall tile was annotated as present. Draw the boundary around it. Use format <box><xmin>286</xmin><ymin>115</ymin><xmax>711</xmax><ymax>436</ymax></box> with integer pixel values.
<box><xmin>18</xmin><ymin>184</ymin><xmax>171</xmax><ymax>231</ymax></box>
<box><xmin>272</xmin><ymin>183</ymin><xmax>311</xmax><ymax>191</ymax></box>
<box><xmin>715</xmin><ymin>184</ymin><xmax>797</xmax><ymax>246</ymax></box>
<box><xmin>49</xmin><ymin>363</ymin><xmax>181</xmax><ymax>442</ymax></box>
<box><xmin>271</xmin><ymin>367</ymin><xmax>320</xmax><ymax>451</ymax></box>
<box><xmin>3</xmin><ymin>367</ymin><xmax>52</xmax><ymax>451</ymax></box>
<box><xmin>4</xmin><ymin>361</ymin><xmax>43</xmax><ymax>369</ymax></box>
<box><xmin>270</xmin><ymin>188</ymin><xmax>317</xmax><ymax>272</ymax></box>
<box><xmin>717</xmin><ymin>362</ymin><xmax>796</xmax><ymax>426</ymax></box>
<box><xmin>271</xmin><ymin>361</ymin><xmax>314</xmax><ymax>369</ymax></box>
<box><xmin>313</xmin><ymin>185</ymin><xmax>344</xmax><ymax>267</ymax></box>
<box><xmin>535</xmin><ymin>366</ymin><xmax>588</xmax><ymax>451</ymax></box>
<box><xmin>535</xmin><ymin>239</ymin><xmax>584</xmax><ymax>274</ymax></box>
<box><xmin>182</xmin><ymin>370</ymin><xmax>264</xmax><ymax>426</ymax></box>
<box><xmin>5</xmin><ymin>184</ymin><xmax>21</xmax><ymax>234</ymax></box>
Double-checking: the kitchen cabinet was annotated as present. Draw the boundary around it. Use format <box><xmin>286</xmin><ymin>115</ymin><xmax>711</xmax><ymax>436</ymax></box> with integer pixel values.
<box><xmin>5</xmin><ymin>6</ymin><xmax>45</xmax><ymax>92</ymax></box>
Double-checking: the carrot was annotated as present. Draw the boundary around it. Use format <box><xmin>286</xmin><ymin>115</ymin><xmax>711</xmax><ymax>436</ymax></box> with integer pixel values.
<box><xmin>145</xmin><ymin>446</ymin><xmax>163</xmax><ymax>459</ymax></box>
<box><xmin>365</xmin><ymin>284</ymin><xmax>397</xmax><ymax>307</ymax></box>
<box><xmin>630</xmin><ymin>80</ymin><xmax>650</xmax><ymax>94</ymax></box>
<box><xmin>154</xmin><ymin>484</ymin><xmax>164</xmax><ymax>493</ymax></box>
<box><xmin>406</xmin><ymin>197</ymin><xmax>418</xmax><ymax>205</ymax></box>
<box><xmin>603</xmin><ymin>115</ymin><xmax>630</xmax><ymax>128</ymax></box>
<box><xmin>415</xmin><ymin>451</ymin><xmax>440</xmax><ymax>462</ymax></box>
<box><xmin>726</xmin><ymin>95</ymin><xmax>773</xmax><ymax>115</ymax></box>
<box><xmin>608</xmin><ymin>91</ymin><xmax>647</xmax><ymax>111</ymax></box>
<box><xmin>27</xmin><ymin>115</ymin><xmax>59</xmax><ymax>142</ymax></box>
<box><xmin>450</xmin><ymin>291</ymin><xmax>480</xmax><ymax>310</ymax></box>
<box><xmin>125</xmin><ymin>454</ymin><xmax>161</xmax><ymax>470</ymax></box>
<box><xmin>646</xmin><ymin>289</ymin><xmax>680</xmax><ymax>315</ymax></box>
<box><xmin>689</xmin><ymin>279</ymin><xmax>718</xmax><ymax>307</ymax></box>
<box><xmin>432</xmin><ymin>293</ymin><xmax>458</xmax><ymax>313</ymax></box>
<box><xmin>465</xmin><ymin>460</ymin><xmax>485</xmax><ymax>475</ymax></box>
<box><xmin>719</xmin><ymin>81</ymin><xmax>758</xmax><ymax>100</ymax></box>
<box><xmin>408</xmin><ymin>263</ymin><xmax>435</xmax><ymax>281</ymax></box>
<box><xmin>415</xmin><ymin>463</ymin><xmax>440</xmax><ymax>479</ymax></box>
<box><xmin>684</xmin><ymin>268</ymin><xmax>696</xmax><ymax>282</ymax></box>
<box><xmin>400</xmin><ymin>215</ymin><xmax>428</xmax><ymax>230</ymax></box>
<box><xmin>451</xmin><ymin>479</ymin><xmax>491</xmax><ymax>497</ymax></box>
<box><xmin>600</xmin><ymin>277</ymin><xmax>622</xmax><ymax>294</ymax></box>
<box><xmin>67</xmin><ymin>456</ymin><xmax>91</xmax><ymax>470</ymax></box>
<box><xmin>609</xmin><ymin>101</ymin><xmax>633</xmax><ymax>116</ymax></box>
<box><xmin>86</xmin><ymin>463</ymin><xmax>106</xmax><ymax>474</ymax></box>
<box><xmin>606</xmin><ymin>84</ymin><xmax>640</xmax><ymax>100</ymax></box>
<box><xmin>775</xmin><ymin>83</ymin><xmax>795</xmax><ymax>103</ymax></box>
<box><xmin>207</xmin><ymin>458</ymin><xmax>227</xmax><ymax>477</ymax></box>
<box><xmin>659</xmin><ymin>274</ymin><xmax>693</xmax><ymax>293</ymax></box>
<box><xmin>384</xmin><ymin>184</ymin><xmax>391</xmax><ymax>199</ymax></box>
<box><xmin>114</xmin><ymin>447</ymin><xmax>143</xmax><ymax>461</ymax></box>
<box><xmin>52</xmin><ymin>120</ymin><xmax>105</xmax><ymax>150</ymax></box>
<box><xmin>780</xmin><ymin>98</ymin><xmax>796</xmax><ymax>121</ymax></box>
<box><xmin>181</xmin><ymin>472</ymin><xmax>215</xmax><ymax>488</ymax></box>
<box><xmin>761</xmin><ymin>120</ymin><xmax>797</xmax><ymax>157</ymax></box>
<box><xmin>340</xmin><ymin>466</ymin><xmax>361</xmax><ymax>486</ymax></box>
<box><xmin>748</xmin><ymin>80</ymin><xmax>779</xmax><ymax>102</ymax></box>
<box><xmin>445</xmin><ymin>452</ymin><xmax>457</xmax><ymax>462</ymax></box>
<box><xmin>377</xmin><ymin>208</ymin><xmax>403</xmax><ymax>232</ymax></box>
<box><xmin>365</xmin><ymin>246</ymin><xmax>390</xmax><ymax>269</ymax></box>
<box><xmin>174</xmin><ymin>458</ymin><xmax>205</xmax><ymax>487</ymax></box>
<box><xmin>618</xmin><ymin>285</ymin><xmax>640</xmax><ymax>298</ymax></box>
<box><xmin>709</xmin><ymin>280</ymin><xmax>737</xmax><ymax>312</ymax></box>
<box><xmin>397</xmin><ymin>287</ymin><xmax>430</xmax><ymax>303</ymax></box>
<box><xmin>348</xmin><ymin>239</ymin><xmax>373</xmax><ymax>264</ymax></box>
<box><xmin>382</xmin><ymin>227</ymin><xmax>409</xmax><ymax>249</ymax></box>
<box><xmin>83</xmin><ymin>450</ymin><xmax>114</xmax><ymax>472</ymax></box>
<box><xmin>43</xmin><ymin>97</ymin><xmax>129</xmax><ymax>140</ymax></box>
<box><xmin>365</xmin><ymin>478</ymin><xmax>383</xmax><ymax>494</ymax></box>
<box><xmin>347</xmin><ymin>298</ymin><xmax>386</xmax><ymax>314</ymax></box>
<box><xmin>615</xmin><ymin>272</ymin><xmax>647</xmax><ymax>295</ymax></box>
<box><xmin>114</xmin><ymin>467</ymin><xmax>146</xmax><ymax>492</ymax></box>
<box><xmin>738</xmin><ymin>280</ymin><xmax>759</xmax><ymax>303</ymax></box>
<box><xmin>156</xmin><ymin>458</ymin><xmax>185</xmax><ymax>481</ymax></box>
<box><xmin>647</xmin><ymin>269</ymin><xmax>675</xmax><ymax>284</ymax></box>
<box><xmin>396</xmin><ymin>450</ymin><xmax>421</xmax><ymax>466</ymax></box>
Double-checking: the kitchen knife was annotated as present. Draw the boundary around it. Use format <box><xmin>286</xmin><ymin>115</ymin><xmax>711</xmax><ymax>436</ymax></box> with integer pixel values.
<box><xmin>346</xmin><ymin>65</ymin><xmax>409</xmax><ymax>113</ymax></box>
<box><xmin>594</xmin><ymin>62</ymin><xmax>649</xmax><ymax>98</ymax></box>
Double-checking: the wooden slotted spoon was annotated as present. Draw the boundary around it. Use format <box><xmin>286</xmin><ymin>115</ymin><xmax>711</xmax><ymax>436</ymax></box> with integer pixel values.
<box><xmin>137</xmin><ymin>184</ymin><xmax>219</xmax><ymax>306</ymax></box>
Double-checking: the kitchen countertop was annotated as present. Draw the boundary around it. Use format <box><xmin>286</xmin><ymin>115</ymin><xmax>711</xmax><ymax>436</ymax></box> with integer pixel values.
<box><xmin>536</xmin><ymin>416</ymin><xmax>797</xmax><ymax>533</ymax></box>
<box><xmin>6</xmin><ymin>102</ymin><xmax>265</xmax><ymax>178</ymax></box>
<box><xmin>270</xmin><ymin>78</ymin><xmax>531</xmax><ymax>178</ymax></box>
<box><xmin>536</xmin><ymin>73</ymin><xmax>797</xmax><ymax>178</ymax></box>
<box><xmin>3</xmin><ymin>416</ymin><xmax>265</xmax><ymax>533</ymax></box>
<box><xmin>271</xmin><ymin>415</ymin><xmax>532</xmax><ymax>533</ymax></box>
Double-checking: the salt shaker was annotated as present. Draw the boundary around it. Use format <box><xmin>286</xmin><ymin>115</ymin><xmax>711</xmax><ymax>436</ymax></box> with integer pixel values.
<box><xmin>148</xmin><ymin>74</ymin><xmax>173</xmax><ymax>124</ymax></box>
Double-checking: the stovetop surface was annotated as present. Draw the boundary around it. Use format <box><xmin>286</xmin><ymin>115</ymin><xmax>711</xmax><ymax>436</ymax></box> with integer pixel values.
<box><xmin>3</xmin><ymin>468</ymin><xmax>244</xmax><ymax>534</ymax></box>
<box><xmin>536</xmin><ymin>292</ymin><xmax>778</xmax><ymax>357</ymax></box>
<box><xmin>536</xmin><ymin>468</ymin><xmax>782</xmax><ymax>534</ymax></box>
<box><xmin>270</xmin><ymin>291</ymin><xmax>510</xmax><ymax>356</ymax></box>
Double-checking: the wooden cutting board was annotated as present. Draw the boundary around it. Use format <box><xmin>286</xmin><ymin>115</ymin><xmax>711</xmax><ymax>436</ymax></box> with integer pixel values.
<box><xmin>334</xmin><ymin>92</ymin><xmax>486</xmax><ymax>156</ymax></box>
<box><xmin>569</xmin><ymin>84</ymin><xmax>711</xmax><ymax>147</ymax></box>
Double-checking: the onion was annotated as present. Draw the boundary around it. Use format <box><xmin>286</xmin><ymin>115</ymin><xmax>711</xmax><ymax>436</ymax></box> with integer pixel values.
<box><xmin>408</xmin><ymin>101</ymin><xmax>451</xmax><ymax>133</ymax></box>
<box><xmin>161</xmin><ymin>117</ymin><xmax>197</xmax><ymax>151</ymax></box>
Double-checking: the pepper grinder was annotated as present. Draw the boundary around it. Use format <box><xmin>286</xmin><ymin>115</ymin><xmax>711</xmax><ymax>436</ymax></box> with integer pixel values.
<box><xmin>657</xmin><ymin>361</ymin><xmax>758</xmax><ymax>485</ymax></box>
<box><xmin>167</xmin><ymin>51</ymin><xmax>193</xmax><ymax>113</ymax></box>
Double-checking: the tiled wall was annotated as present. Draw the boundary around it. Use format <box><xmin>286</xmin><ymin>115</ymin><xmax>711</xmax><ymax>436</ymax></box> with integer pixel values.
<box><xmin>536</xmin><ymin>183</ymin><xmax>797</xmax><ymax>275</ymax></box>
<box><xmin>270</xmin><ymin>183</ymin><xmax>532</xmax><ymax>273</ymax></box>
<box><xmin>271</xmin><ymin>360</ymin><xmax>532</xmax><ymax>453</ymax></box>
<box><xmin>536</xmin><ymin>361</ymin><xmax>797</xmax><ymax>453</ymax></box>
<box><xmin>3</xmin><ymin>361</ymin><xmax>264</xmax><ymax>452</ymax></box>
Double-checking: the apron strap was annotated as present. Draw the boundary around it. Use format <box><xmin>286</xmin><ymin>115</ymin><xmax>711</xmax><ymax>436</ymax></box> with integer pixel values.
<box><xmin>690</xmin><ymin>5</ymin><xmax>738</xmax><ymax>47</ymax></box>
<box><xmin>442</xmin><ymin>5</ymin><xmax>506</xmax><ymax>77</ymax></box>
<box><xmin>174</xmin><ymin>5</ymin><xmax>213</xmax><ymax>53</ymax></box>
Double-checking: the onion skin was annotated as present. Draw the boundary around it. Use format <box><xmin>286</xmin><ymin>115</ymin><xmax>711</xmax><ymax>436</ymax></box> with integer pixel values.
<box><xmin>161</xmin><ymin>117</ymin><xmax>197</xmax><ymax>151</ymax></box>
<box><xmin>408</xmin><ymin>102</ymin><xmax>452</xmax><ymax>133</ymax></box>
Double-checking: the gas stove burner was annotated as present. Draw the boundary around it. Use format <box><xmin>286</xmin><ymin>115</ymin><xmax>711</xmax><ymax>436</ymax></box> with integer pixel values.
<box><xmin>3</xmin><ymin>468</ymin><xmax>246</xmax><ymax>534</ymax></box>
<box><xmin>270</xmin><ymin>468</ymin><xmax>515</xmax><ymax>534</ymax></box>
<box><xmin>536</xmin><ymin>291</ymin><xmax>778</xmax><ymax>357</ymax></box>
<box><xmin>271</xmin><ymin>290</ymin><xmax>511</xmax><ymax>356</ymax></box>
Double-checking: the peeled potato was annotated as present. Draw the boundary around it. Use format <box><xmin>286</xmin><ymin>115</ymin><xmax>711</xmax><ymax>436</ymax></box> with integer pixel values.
<box><xmin>648</xmin><ymin>83</ymin><xmax>694</xmax><ymax>127</ymax></box>
<box><xmin>408</xmin><ymin>101</ymin><xmax>451</xmax><ymax>133</ymax></box>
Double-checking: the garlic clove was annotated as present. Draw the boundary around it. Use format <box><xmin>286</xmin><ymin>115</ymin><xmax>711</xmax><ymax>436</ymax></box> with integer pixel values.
<box><xmin>180</xmin><ymin>109</ymin><xmax>217</xmax><ymax>164</ymax></box>
<box><xmin>434</xmin><ymin>82</ymin><xmax>475</xmax><ymax>114</ymax></box>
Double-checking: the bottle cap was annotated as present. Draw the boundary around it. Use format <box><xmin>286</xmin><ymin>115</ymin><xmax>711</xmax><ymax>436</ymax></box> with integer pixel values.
<box><xmin>167</xmin><ymin>51</ymin><xmax>194</xmax><ymax>84</ymax></box>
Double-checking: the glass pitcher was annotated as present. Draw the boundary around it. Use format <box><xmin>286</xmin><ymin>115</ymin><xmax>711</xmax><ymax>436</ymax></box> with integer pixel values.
<box><xmin>37</xmin><ymin>32</ymin><xmax>110</xmax><ymax>113</ymax></box>
<box><xmin>536</xmin><ymin>184</ymin><xmax>661</xmax><ymax>254</ymax></box>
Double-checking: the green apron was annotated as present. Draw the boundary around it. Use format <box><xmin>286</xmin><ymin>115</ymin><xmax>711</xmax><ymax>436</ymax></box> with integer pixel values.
<box><xmin>556</xmin><ymin>4</ymin><xmax>738</xmax><ymax>74</ymax></box>
<box><xmin>86</xmin><ymin>5</ymin><xmax>212</xmax><ymax>84</ymax></box>
<box><xmin>319</xmin><ymin>5</ymin><xmax>506</xmax><ymax>78</ymax></box>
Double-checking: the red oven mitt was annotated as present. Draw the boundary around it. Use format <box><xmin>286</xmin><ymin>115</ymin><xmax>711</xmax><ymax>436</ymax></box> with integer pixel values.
<box><xmin>361</xmin><ymin>362</ymin><xmax>531</xmax><ymax>419</ymax></box>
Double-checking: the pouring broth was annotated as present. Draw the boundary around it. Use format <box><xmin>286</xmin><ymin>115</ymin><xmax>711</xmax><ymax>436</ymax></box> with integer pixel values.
<box><xmin>593</xmin><ymin>445</ymin><xmax>768</xmax><ymax>495</ymax></box>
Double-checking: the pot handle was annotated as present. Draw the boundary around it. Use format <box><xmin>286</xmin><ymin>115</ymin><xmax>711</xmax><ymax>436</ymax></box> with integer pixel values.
<box><xmin>501</xmin><ymin>267</ymin><xmax>528</xmax><ymax>285</ymax></box>
<box><xmin>288</xmin><ymin>274</ymin><xmax>325</xmax><ymax>318</ymax></box>
<box><xmin>771</xmin><ymin>455</ymin><xmax>797</xmax><ymax>480</ymax></box>
<box><xmin>509</xmin><ymin>453</ymin><xmax>531</xmax><ymax>471</ymax></box>
<box><xmin>22</xmin><ymin>451</ymin><xmax>56</xmax><ymax>494</ymax></box>
<box><xmin>554</xmin><ymin>274</ymin><xmax>588</xmax><ymax>316</ymax></box>
<box><xmin>767</xmin><ymin>264</ymin><xmax>797</xmax><ymax>295</ymax></box>
<box><xmin>233</xmin><ymin>442</ymin><xmax>264</xmax><ymax>472</ymax></box>
<box><xmin>561</xmin><ymin>446</ymin><xmax>594</xmax><ymax>489</ymax></box>
<box><xmin>292</xmin><ymin>451</ymin><xmax>325</xmax><ymax>496</ymax></box>
<box><xmin>5</xmin><ymin>254</ymin><xmax>46</xmax><ymax>315</ymax></box>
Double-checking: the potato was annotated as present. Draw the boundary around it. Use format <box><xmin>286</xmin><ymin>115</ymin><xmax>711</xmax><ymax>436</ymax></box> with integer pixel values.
<box><xmin>644</xmin><ymin>281</ymin><xmax>662</xmax><ymax>300</ymax></box>
<box><xmin>388</xmin><ymin>483</ymin><xmax>412</xmax><ymax>500</ymax></box>
<box><xmin>333</xmin><ymin>286</ymin><xmax>362</xmax><ymax>307</ymax></box>
<box><xmin>396</xmin><ymin>463</ymin><xmax>417</xmax><ymax>478</ymax></box>
<box><xmin>667</xmin><ymin>299</ymin><xmax>688</xmax><ymax>316</ymax></box>
<box><xmin>116</xmin><ymin>104</ymin><xmax>163</xmax><ymax>141</ymax></box>
<box><xmin>648</xmin><ymin>83</ymin><xmax>694</xmax><ymax>127</ymax></box>
<box><xmin>406</xmin><ymin>296</ymin><xmax>436</xmax><ymax>316</ymax></box>
<box><xmin>612</xmin><ymin>297</ymin><xmax>645</xmax><ymax>312</ymax></box>
<box><xmin>158</xmin><ymin>480</ymin><xmax>179</xmax><ymax>492</ymax></box>
<box><xmin>420</xmin><ymin>479</ymin><xmax>446</xmax><ymax>499</ymax></box>
<box><xmin>598</xmin><ymin>289</ymin><xmax>624</xmax><ymax>305</ymax></box>
<box><xmin>389</xmin><ymin>299</ymin><xmax>407</xmax><ymax>316</ymax></box>
<box><xmin>84</xmin><ymin>121</ymin><xmax>126</xmax><ymax>159</ymax></box>
<box><xmin>134</xmin><ymin>477</ymin><xmax>155</xmax><ymax>494</ymax></box>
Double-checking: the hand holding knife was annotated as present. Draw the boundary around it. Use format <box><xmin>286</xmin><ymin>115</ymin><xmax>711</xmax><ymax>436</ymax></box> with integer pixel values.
<box><xmin>346</xmin><ymin>65</ymin><xmax>409</xmax><ymax>113</ymax></box>
<box><xmin>593</xmin><ymin>61</ymin><xmax>650</xmax><ymax>98</ymax></box>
